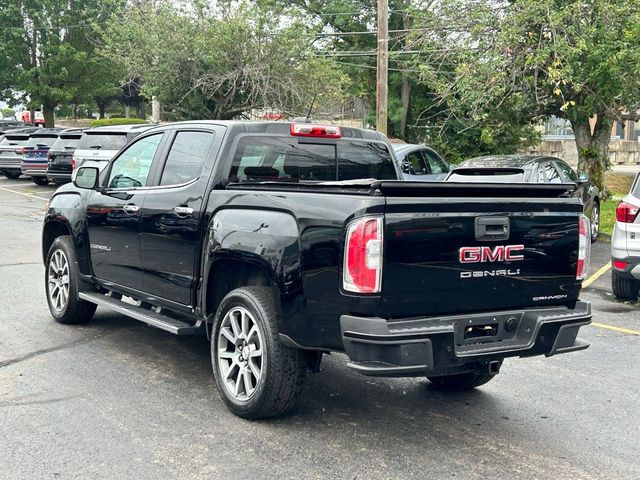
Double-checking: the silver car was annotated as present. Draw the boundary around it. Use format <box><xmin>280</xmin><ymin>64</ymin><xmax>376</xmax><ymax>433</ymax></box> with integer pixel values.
<box><xmin>73</xmin><ymin>124</ymin><xmax>152</xmax><ymax>172</ymax></box>
<box><xmin>611</xmin><ymin>172</ymin><xmax>640</xmax><ymax>300</ymax></box>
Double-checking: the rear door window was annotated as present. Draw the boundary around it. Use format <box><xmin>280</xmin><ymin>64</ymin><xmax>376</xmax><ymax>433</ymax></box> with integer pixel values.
<box><xmin>159</xmin><ymin>131</ymin><xmax>214</xmax><ymax>186</ymax></box>
<box><xmin>540</xmin><ymin>162</ymin><xmax>562</xmax><ymax>184</ymax></box>
<box><xmin>230</xmin><ymin>136</ymin><xmax>396</xmax><ymax>182</ymax></box>
<box><xmin>79</xmin><ymin>133</ymin><xmax>128</xmax><ymax>151</ymax></box>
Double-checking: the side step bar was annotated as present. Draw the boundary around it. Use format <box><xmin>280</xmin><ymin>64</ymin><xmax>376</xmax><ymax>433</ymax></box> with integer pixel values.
<box><xmin>79</xmin><ymin>292</ymin><xmax>204</xmax><ymax>335</ymax></box>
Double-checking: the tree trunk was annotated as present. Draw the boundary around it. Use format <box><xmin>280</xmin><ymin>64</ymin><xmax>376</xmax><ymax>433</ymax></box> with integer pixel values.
<box><xmin>98</xmin><ymin>103</ymin><xmax>107</xmax><ymax>119</ymax></box>
<box><xmin>570</xmin><ymin>114</ymin><xmax>612</xmax><ymax>192</ymax></box>
<box><xmin>124</xmin><ymin>105</ymin><xmax>130</xmax><ymax>118</ymax></box>
<box><xmin>400</xmin><ymin>74</ymin><xmax>411</xmax><ymax>140</ymax></box>
<box><xmin>42</xmin><ymin>101</ymin><xmax>56</xmax><ymax>128</ymax></box>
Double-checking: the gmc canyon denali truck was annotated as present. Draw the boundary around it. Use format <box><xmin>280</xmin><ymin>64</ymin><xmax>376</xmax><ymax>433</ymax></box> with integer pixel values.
<box><xmin>43</xmin><ymin>121</ymin><xmax>592</xmax><ymax>419</ymax></box>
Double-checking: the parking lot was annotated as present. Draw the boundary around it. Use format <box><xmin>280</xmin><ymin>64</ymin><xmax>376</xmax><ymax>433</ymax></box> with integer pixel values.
<box><xmin>0</xmin><ymin>176</ymin><xmax>638</xmax><ymax>480</ymax></box>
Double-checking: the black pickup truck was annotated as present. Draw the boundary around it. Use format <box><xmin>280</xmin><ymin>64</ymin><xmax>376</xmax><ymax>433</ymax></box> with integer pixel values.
<box><xmin>43</xmin><ymin>121</ymin><xmax>592</xmax><ymax>419</ymax></box>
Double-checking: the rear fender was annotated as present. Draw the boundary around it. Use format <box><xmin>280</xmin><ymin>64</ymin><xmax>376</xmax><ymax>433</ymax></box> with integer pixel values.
<box><xmin>200</xmin><ymin>208</ymin><xmax>303</xmax><ymax>317</ymax></box>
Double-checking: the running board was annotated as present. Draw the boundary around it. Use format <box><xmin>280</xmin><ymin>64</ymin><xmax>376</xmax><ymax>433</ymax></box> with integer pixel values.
<box><xmin>79</xmin><ymin>292</ymin><xmax>204</xmax><ymax>335</ymax></box>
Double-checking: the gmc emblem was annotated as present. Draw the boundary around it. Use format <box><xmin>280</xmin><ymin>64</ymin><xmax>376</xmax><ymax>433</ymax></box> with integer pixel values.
<box><xmin>459</xmin><ymin>245</ymin><xmax>525</xmax><ymax>263</ymax></box>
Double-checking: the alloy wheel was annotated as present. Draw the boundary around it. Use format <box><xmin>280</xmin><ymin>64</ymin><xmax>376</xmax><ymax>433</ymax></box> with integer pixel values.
<box><xmin>217</xmin><ymin>306</ymin><xmax>264</xmax><ymax>401</ymax></box>
<box><xmin>48</xmin><ymin>249</ymin><xmax>70</xmax><ymax>312</ymax></box>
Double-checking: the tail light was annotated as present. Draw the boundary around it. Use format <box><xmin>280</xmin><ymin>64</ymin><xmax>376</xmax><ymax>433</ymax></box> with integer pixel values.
<box><xmin>290</xmin><ymin>123</ymin><xmax>341</xmax><ymax>138</ymax></box>
<box><xmin>16</xmin><ymin>147</ymin><xmax>25</xmax><ymax>155</ymax></box>
<box><xmin>71</xmin><ymin>155</ymin><xmax>76</xmax><ymax>170</ymax></box>
<box><xmin>577</xmin><ymin>214</ymin><xmax>591</xmax><ymax>281</ymax></box>
<box><xmin>343</xmin><ymin>216</ymin><xmax>383</xmax><ymax>293</ymax></box>
<box><xmin>613</xmin><ymin>260</ymin><xmax>628</xmax><ymax>270</ymax></box>
<box><xmin>616</xmin><ymin>201</ymin><xmax>639</xmax><ymax>223</ymax></box>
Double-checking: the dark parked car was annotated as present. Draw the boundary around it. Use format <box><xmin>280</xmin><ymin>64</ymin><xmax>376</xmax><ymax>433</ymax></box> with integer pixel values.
<box><xmin>0</xmin><ymin>128</ymin><xmax>40</xmax><ymax>179</ymax></box>
<box><xmin>393</xmin><ymin>143</ymin><xmax>451</xmax><ymax>181</ymax></box>
<box><xmin>21</xmin><ymin>128</ymin><xmax>64</xmax><ymax>185</ymax></box>
<box><xmin>449</xmin><ymin>155</ymin><xmax>601</xmax><ymax>242</ymax></box>
<box><xmin>43</xmin><ymin>121</ymin><xmax>592</xmax><ymax>419</ymax></box>
<box><xmin>0</xmin><ymin>120</ymin><xmax>31</xmax><ymax>134</ymax></box>
<box><xmin>46</xmin><ymin>128</ymin><xmax>86</xmax><ymax>185</ymax></box>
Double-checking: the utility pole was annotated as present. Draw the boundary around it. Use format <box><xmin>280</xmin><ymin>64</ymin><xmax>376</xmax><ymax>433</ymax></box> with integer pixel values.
<box><xmin>376</xmin><ymin>0</ymin><xmax>389</xmax><ymax>135</ymax></box>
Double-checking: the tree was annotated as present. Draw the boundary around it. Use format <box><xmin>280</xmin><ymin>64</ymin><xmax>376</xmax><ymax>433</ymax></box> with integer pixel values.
<box><xmin>0</xmin><ymin>0</ymin><xmax>124</xmax><ymax>126</ymax></box>
<box><xmin>412</xmin><ymin>0</ymin><xmax>640</xmax><ymax>189</ymax></box>
<box><xmin>102</xmin><ymin>1</ymin><xmax>349</xmax><ymax>121</ymax></box>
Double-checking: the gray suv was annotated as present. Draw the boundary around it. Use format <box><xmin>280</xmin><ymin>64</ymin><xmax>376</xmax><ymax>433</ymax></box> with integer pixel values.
<box><xmin>611</xmin><ymin>172</ymin><xmax>640</xmax><ymax>300</ymax></box>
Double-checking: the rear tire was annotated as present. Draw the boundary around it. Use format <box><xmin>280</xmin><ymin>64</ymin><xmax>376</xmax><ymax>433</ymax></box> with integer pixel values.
<box><xmin>3</xmin><ymin>171</ymin><xmax>21</xmax><ymax>179</ymax></box>
<box><xmin>612</xmin><ymin>270</ymin><xmax>639</xmax><ymax>301</ymax></box>
<box><xmin>211</xmin><ymin>287</ymin><xmax>306</xmax><ymax>419</ymax></box>
<box><xmin>45</xmin><ymin>236</ymin><xmax>97</xmax><ymax>324</ymax></box>
<box><xmin>32</xmin><ymin>176</ymin><xmax>49</xmax><ymax>185</ymax></box>
<box><xmin>427</xmin><ymin>369</ymin><xmax>499</xmax><ymax>391</ymax></box>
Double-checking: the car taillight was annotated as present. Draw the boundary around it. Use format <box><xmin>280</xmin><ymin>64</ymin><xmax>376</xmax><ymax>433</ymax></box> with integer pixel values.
<box><xmin>577</xmin><ymin>214</ymin><xmax>591</xmax><ymax>281</ymax></box>
<box><xmin>616</xmin><ymin>201</ymin><xmax>640</xmax><ymax>223</ymax></box>
<box><xmin>16</xmin><ymin>147</ymin><xmax>25</xmax><ymax>155</ymax></box>
<box><xmin>343</xmin><ymin>216</ymin><xmax>383</xmax><ymax>293</ymax></box>
<box><xmin>71</xmin><ymin>156</ymin><xmax>76</xmax><ymax>170</ymax></box>
<box><xmin>613</xmin><ymin>260</ymin><xmax>628</xmax><ymax>270</ymax></box>
<box><xmin>290</xmin><ymin>123</ymin><xmax>341</xmax><ymax>138</ymax></box>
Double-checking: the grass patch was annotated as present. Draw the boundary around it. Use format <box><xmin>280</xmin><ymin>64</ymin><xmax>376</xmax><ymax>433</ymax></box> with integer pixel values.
<box><xmin>605</xmin><ymin>172</ymin><xmax>634</xmax><ymax>197</ymax></box>
<box><xmin>600</xmin><ymin>199</ymin><xmax>617</xmax><ymax>237</ymax></box>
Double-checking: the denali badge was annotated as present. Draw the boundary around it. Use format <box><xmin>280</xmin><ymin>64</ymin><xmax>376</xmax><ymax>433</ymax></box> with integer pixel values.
<box><xmin>460</xmin><ymin>269</ymin><xmax>520</xmax><ymax>278</ymax></box>
<box><xmin>459</xmin><ymin>245</ymin><xmax>525</xmax><ymax>263</ymax></box>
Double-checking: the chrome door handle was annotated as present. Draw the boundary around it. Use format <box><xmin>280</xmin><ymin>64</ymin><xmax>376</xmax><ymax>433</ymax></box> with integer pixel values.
<box><xmin>122</xmin><ymin>204</ymin><xmax>140</xmax><ymax>214</ymax></box>
<box><xmin>173</xmin><ymin>206</ymin><xmax>194</xmax><ymax>216</ymax></box>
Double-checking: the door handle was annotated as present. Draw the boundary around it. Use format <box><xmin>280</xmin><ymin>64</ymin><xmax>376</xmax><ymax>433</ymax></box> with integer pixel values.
<box><xmin>173</xmin><ymin>206</ymin><xmax>194</xmax><ymax>216</ymax></box>
<box><xmin>122</xmin><ymin>204</ymin><xmax>140</xmax><ymax>214</ymax></box>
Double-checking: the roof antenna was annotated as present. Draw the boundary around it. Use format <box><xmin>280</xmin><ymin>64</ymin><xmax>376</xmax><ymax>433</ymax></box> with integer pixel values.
<box><xmin>292</xmin><ymin>94</ymin><xmax>318</xmax><ymax>123</ymax></box>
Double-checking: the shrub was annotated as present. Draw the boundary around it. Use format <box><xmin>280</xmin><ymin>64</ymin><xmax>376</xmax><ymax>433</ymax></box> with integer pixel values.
<box><xmin>89</xmin><ymin>117</ymin><xmax>148</xmax><ymax>127</ymax></box>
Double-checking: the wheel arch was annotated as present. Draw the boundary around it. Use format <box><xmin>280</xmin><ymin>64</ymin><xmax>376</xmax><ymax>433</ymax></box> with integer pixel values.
<box><xmin>42</xmin><ymin>219</ymin><xmax>72</xmax><ymax>263</ymax></box>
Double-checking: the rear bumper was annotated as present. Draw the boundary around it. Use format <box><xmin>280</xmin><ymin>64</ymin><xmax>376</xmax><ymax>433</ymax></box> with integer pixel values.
<box><xmin>46</xmin><ymin>171</ymin><xmax>71</xmax><ymax>181</ymax></box>
<box><xmin>340</xmin><ymin>301</ymin><xmax>591</xmax><ymax>376</ymax></box>
<box><xmin>21</xmin><ymin>165</ymin><xmax>48</xmax><ymax>176</ymax></box>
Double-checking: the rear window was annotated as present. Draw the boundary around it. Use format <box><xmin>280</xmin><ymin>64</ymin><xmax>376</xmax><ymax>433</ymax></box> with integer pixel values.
<box><xmin>78</xmin><ymin>133</ymin><xmax>128</xmax><ymax>151</ymax></box>
<box><xmin>50</xmin><ymin>135</ymin><xmax>82</xmax><ymax>152</ymax></box>
<box><xmin>229</xmin><ymin>136</ymin><xmax>396</xmax><ymax>183</ymax></box>
<box><xmin>26</xmin><ymin>135</ymin><xmax>58</xmax><ymax>148</ymax></box>
<box><xmin>0</xmin><ymin>136</ymin><xmax>28</xmax><ymax>146</ymax></box>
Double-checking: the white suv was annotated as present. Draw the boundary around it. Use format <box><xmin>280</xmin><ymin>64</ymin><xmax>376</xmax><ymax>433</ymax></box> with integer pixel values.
<box><xmin>611</xmin><ymin>172</ymin><xmax>640</xmax><ymax>300</ymax></box>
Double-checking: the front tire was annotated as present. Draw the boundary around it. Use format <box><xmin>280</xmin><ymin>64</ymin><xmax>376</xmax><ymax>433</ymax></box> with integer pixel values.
<box><xmin>612</xmin><ymin>270</ymin><xmax>639</xmax><ymax>301</ymax></box>
<box><xmin>427</xmin><ymin>369</ymin><xmax>499</xmax><ymax>391</ymax></box>
<box><xmin>211</xmin><ymin>287</ymin><xmax>306</xmax><ymax>419</ymax></box>
<box><xmin>45</xmin><ymin>236</ymin><xmax>97</xmax><ymax>324</ymax></box>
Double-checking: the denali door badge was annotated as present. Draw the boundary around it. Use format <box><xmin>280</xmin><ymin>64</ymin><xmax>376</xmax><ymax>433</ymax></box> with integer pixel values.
<box><xmin>459</xmin><ymin>245</ymin><xmax>524</xmax><ymax>263</ymax></box>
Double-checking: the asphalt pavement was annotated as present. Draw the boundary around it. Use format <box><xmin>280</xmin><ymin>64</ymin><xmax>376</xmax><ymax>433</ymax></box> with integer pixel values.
<box><xmin>0</xmin><ymin>177</ymin><xmax>638</xmax><ymax>480</ymax></box>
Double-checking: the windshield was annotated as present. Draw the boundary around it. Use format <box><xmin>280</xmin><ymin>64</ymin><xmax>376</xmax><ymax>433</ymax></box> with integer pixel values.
<box><xmin>78</xmin><ymin>133</ymin><xmax>128</xmax><ymax>151</ymax></box>
<box><xmin>229</xmin><ymin>136</ymin><xmax>397</xmax><ymax>183</ymax></box>
<box><xmin>50</xmin><ymin>136</ymin><xmax>82</xmax><ymax>151</ymax></box>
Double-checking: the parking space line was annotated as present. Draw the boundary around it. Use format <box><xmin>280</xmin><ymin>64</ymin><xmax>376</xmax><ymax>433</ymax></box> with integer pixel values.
<box><xmin>591</xmin><ymin>322</ymin><xmax>640</xmax><ymax>336</ymax></box>
<box><xmin>0</xmin><ymin>186</ymin><xmax>50</xmax><ymax>202</ymax></box>
<box><xmin>583</xmin><ymin>262</ymin><xmax>612</xmax><ymax>288</ymax></box>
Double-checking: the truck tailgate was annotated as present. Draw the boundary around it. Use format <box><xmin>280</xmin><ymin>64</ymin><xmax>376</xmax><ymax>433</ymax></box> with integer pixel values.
<box><xmin>379</xmin><ymin>183</ymin><xmax>583</xmax><ymax>318</ymax></box>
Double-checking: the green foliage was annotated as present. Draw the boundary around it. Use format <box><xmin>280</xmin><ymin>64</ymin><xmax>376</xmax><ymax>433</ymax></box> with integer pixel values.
<box><xmin>412</xmin><ymin>0</ymin><xmax>640</xmax><ymax>188</ymax></box>
<box><xmin>1</xmin><ymin>108</ymin><xmax>15</xmax><ymax>118</ymax></box>
<box><xmin>102</xmin><ymin>1</ymin><xmax>349</xmax><ymax>120</ymax></box>
<box><xmin>0</xmin><ymin>0</ymin><xmax>125</xmax><ymax>126</ymax></box>
<box><xmin>89</xmin><ymin>117</ymin><xmax>148</xmax><ymax>127</ymax></box>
